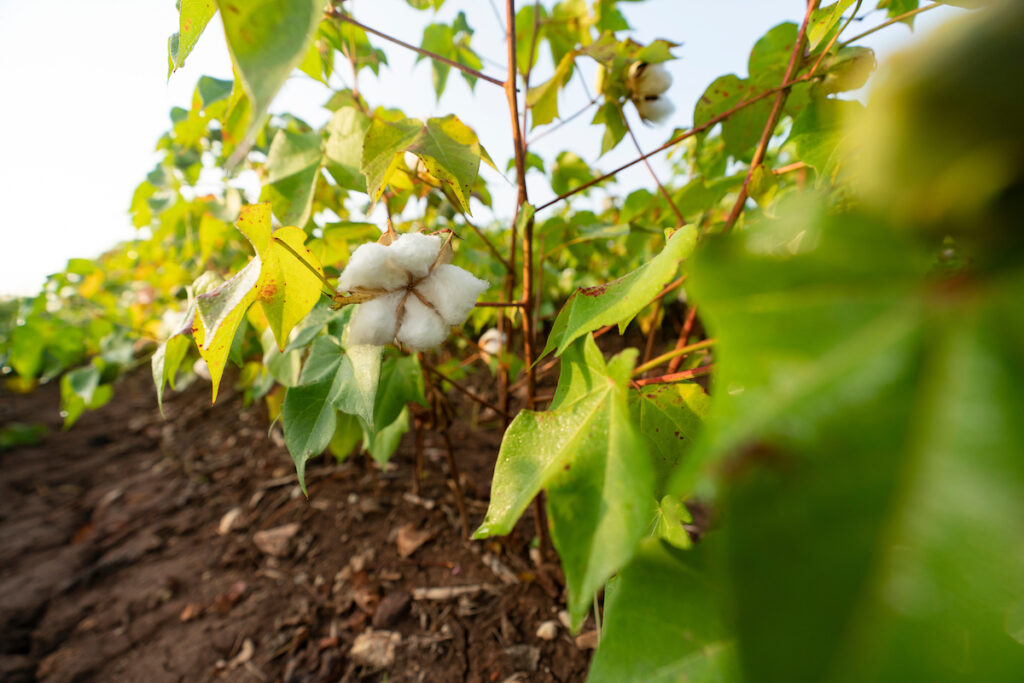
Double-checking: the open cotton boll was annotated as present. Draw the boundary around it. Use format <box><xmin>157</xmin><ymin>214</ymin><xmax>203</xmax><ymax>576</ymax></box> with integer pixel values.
<box><xmin>636</xmin><ymin>96</ymin><xmax>675</xmax><ymax>124</ymax></box>
<box><xmin>347</xmin><ymin>291</ymin><xmax>402</xmax><ymax>346</ymax></box>
<box><xmin>478</xmin><ymin>328</ymin><xmax>505</xmax><ymax>356</ymax></box>
<box><xmin>629</xmin><ymin>61</ymin><xmax>672</xmax><ymax>97</ymax></box>
<box><xmin>388</xmin><ymin>233</ymin><xmax>442</xmax><ymax>281</ymax></box>
<box><xmin>339</xmin><ymin>242</ymin><xmax>408</xmax><ymax>291</ymax></box>
<box><xmin>396</xmin><ymin>296</ymin><xmax>450</xmax><ymax>350</ymax></box>
<box><xmin>416</xmin><ymin>264</ymin><xmax>489</xmax><ymax>325</ymax></box>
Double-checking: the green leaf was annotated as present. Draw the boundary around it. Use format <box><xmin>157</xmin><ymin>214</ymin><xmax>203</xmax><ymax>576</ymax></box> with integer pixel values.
<box><xmin>591</xmin><ymin>102</ymin><xmax>627</xmax><ymax>156</ymax></box>
<box><xmin>693</xmin><ymin>75</ymin><xmax>770</xmax><ymax>162</ymax></box>
<box><xmin>169</xmin><ymin>0</ymin><xmax>217</xmax><ymax>77</ymax></box>
<box><xmin>785</xmin><ymin>97</ymin><xmax>862</xmax><ymax>176</ymax></box>
<box><xmin>542</xmin><ymin>226</ymin><xmax>697</xmax><ymax>359</ymax></box>
<box><xmin>152</xmin><ymin>331</ymin><xmax>193</xmax><ymax>416</ymax></box>
<box><xmin>363</xmin><ymin>406</ymin><xmax>410</xmax><ymax>466</ymax></box>
<box><xmin>476</xmin><ymin>335</ymin><xmax>654</xmax><ymax>630</ymax></box>
<box><xmin>328</xmin><ymin>410</ymin><xmax>362</xmax><ymax>462</ymax></box>
<box><xmin>749</xmin><ymin>23</ymin><xmax>798</xmax><ymax>89</ymax></box>
<box><xmin>336</xmin><ymin>343</ymin><xmax>383</xmax><ymax>430</ymax></box>
<box><xmin>550</xmin><ymin>151</ymin><xmax>596</xmax><ymax>197</ymax></box>
<box><xmin>361</xmin><ymin>116</ymin><xmax>426</xmax><ymax>204</ymax></box>
<box><xmin>374</xmin><ymin>355</ymin><xmax>428</xmax><ymax>430</ymax></box>
<box><xmin>325</xmin><ymin>107</ymin><xmax>371</xmax><ymax>192</ymax></box>
<box><xmin>526</xmin><ymin>51</ymin><xmax>576</xmax><ymax>129</ymax></box>
<box><xmin>263</xmin><ymin>129</ymin><xmax>322</xmax><ymax>227</ymax></box>
<box><xmin>630</xmin><ymin>383</ymin><xmax>708</xmax><ymax>497</ymax></box>
<box><xmin>406</xmin><ymin>0</ymin><xmax>445</xmax><ymax>9</ymax></box>
<box><xmin>685</xmin><ymin>206</ymin><xmax>1024</xmax><ymax>682</ymax></box>
<box><xmin>515</xmin><ymin>4</ymin><xmax>547</xmax><ymax>75</ymax></box>
<box><xmin>407</xmin><ymin>115</ymin><xmax>486</xmax><ymax>215</ymax></box>
<box><xmin>215</xmin><ymin>0</ymin><xmax>323</xmax><ymax>164</ymax></box>
<box><xmin>588</xmin><ymin>539</ymin><xmax>740</xmax><ymax>683</ymax></box>
<box><xmin>807</xmin><ymin>0</ymin><xmax>857</xmax><ymax>50</ymax></box>
<box><xmin>651</xmin><ymin>495</ymin><xmax>693</xmax><ymax>550</ymax></box>
<box><xmin>60</xmin><ymin>365</ymin><xmax>113</xmax><ymax>429</ymax></box>
<box><xmin>362</xmin><ymin>114</ymin><xmax>489</xmax><ymax>214</ymax></box>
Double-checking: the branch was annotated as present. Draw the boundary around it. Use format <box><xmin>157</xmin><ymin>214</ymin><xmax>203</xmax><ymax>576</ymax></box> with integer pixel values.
<box><xmin>667</xmin><ymin>304</ymin><xmax>699</xmax><ymax>374</ymax></box>
<box><xmin>722</xmin><ymin>0</ymin><xmax>820</xmax><ymax>233</ymax></box>
<box><xmin>325</xmin><ymin>8</ymin><xmax>508</xmax><ymax>89</ymax></box>
<box><xmin>839</xmin><ymin>3</ymin><xmax>941</xmax><ymax>49</ymax></box>
<box><xmin>534</xmin><ymin>72</ymin><xmax>817</xmax><ymax>212</ymax></box>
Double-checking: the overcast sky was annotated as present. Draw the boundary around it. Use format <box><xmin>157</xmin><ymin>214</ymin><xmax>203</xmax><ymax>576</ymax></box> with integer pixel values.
<box><xmin>0</xmin><ymin>0</ymin><xmax>960</xmax><ymax>296</ymax></box>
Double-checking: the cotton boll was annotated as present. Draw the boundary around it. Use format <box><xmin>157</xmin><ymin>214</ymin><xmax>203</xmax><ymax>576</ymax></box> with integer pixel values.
<box><xmin>636</xmin><ymin>96</ymin><xmax>675</xmax><ymax>124</ymax></box>
<box><xmin>478</xmin><ymin>328</ymin><xmax>505</xmax><ymax>356</ymax></box>
<box><xmin>347</xmin><ymin>292</ymin><xmax>402</xmax><ymax>346</ymax></box>
<box><xmin>416</xmin><ymin>264</ymin><xmax>489</xmax><ymax>325</ymax></box>
<box><xmin>629</xmin><ymin>61</ymin><xmax>672</xmax><ymax>97</ymax></box>
<box><xmin>339</xmin><ymin>242</ymin><xmax>407</xmax><ymax>291</ymax></box>
<box><xmin>388</xmin><ymin>232</ymin><xmax>442</xmax><ymax>280</ymax></box>
<box><xmin>396</xmin><ymin>296</ymin><xmax>449</xmax><ymax>350</ymax></box>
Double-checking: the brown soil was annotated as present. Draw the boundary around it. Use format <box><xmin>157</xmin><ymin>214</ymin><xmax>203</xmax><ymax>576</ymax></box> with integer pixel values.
<box><xmin>0</xmin><ymin>368</ymin><xmax>591</xmax><ymax>682</ymax></box>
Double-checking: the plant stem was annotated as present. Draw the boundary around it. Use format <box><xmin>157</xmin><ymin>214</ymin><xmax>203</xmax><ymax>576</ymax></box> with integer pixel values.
<box><xmin>631</xmin><ymin>364</ymin><xmax>715</xmax><ymax>388</ymax></box>
<box><xmin>441</xmin><ymin>428</ymin><xmax>471</xmax><ymax>538</ymax></box>
<box><xmin>839</xmin><ymin>3</ymin><xmax>940</xmax><ymax>49</ymax></box>
<box><xmin>632</xmin><ymin>338</ymin><xmax>715</xmax><ymax>377</ymax></box>
<box><xmin>667</xmin><ymin>305</ymin><xmax>699</xmax><ymax>374</ymax></box>
<box><xmin>722</xmin><ymin>0</ymin><xmax>820</xmax><ymax>233</ymax></box>
<box><xmin>325</xmin><ymin>8</ymin><xmax>508</xmax><ymax>89</ymax></box>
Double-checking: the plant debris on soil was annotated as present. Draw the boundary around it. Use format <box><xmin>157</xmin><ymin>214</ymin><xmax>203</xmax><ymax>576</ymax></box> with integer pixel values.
<box><xmin>0</xmin><ymin>368</ymin><xmax>592</xmax><ymax>682</ymax></box>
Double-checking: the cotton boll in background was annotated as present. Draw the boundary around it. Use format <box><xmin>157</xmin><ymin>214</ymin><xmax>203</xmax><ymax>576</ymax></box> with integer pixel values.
<box><xmin>388</xmin><ymin>233</ymin><xmax>442</xmax><ymax>281</ymax></box>
<box><xmin>347</xmin><ymin>292</ymin><xmax>402</xmax><ymax>346</ymax></box>
<box><xmin>478</xmin><ymin>328</ymin><xmax>505</xmax><ymax>357</ymax></box>
<box><xmin>416</xmin><ymin>265</ymin><xmax>489</xmax><ymax>325</ymax></box>
<box><xmin>635</xmin><ymin>96</ymin><xmax>675</xmax><ymax>124</ymax></box>
<box><xmin>628</xmin><ymin>61</ymin><xmax>672</xmax><ymax>98</ymax></box>
<box><xmin>339</xmin><ymin>243</ymin><xmax>408</xmax><ymax>292</ymax></box>
<box><xmin>396</xmin><ymin>296</ymin><xmax>449</xmax><ymax>350</ymax></box>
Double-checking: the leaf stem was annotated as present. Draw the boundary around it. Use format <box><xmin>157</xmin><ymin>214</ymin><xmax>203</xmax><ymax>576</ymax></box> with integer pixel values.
<box><xmin>632</xmin><ymin>338</ymin><xmax>715</xmax><ymax>377</ymax></box>
<box><xmin>667</xmin><ymin>305</ymin><xmax>699</xmax><ymax>374</ymax></box>
<box><xmin>475</xmin><ymin>301</ymin><xmax>527</xmax><ymax>308</ymax></box>
<box><xmin>325</xmin><ymin>8</ymin><xmax>508</xmax><ymax>89</ymax></box>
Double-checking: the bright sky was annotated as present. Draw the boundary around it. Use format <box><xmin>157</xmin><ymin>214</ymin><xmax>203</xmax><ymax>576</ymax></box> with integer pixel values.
<box><xmin>0</xmin><ymin>1</ymin><xmax>960</xmax><ymax>297</ymax></box>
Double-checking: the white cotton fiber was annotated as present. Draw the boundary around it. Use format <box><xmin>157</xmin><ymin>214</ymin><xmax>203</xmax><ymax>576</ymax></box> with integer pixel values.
<box><xmin>396</xmin><ymin>295</ymin><xmax>449</xmax><ymax>350</ymax></box>
<box><xmin>347</xmin><ymin>292</ymin><xmax>401</xmax><ymax>346</ymax></box>
<box><xmin>631</xmin><ymin>62</ymin><xmax>672</xmax><ymax>97</ymax></box>
<box><xmin>388</xmin><ymin>233</ymin><xmax>442</xmax><ymax>281</ymax></box>
<box><xmin>636</xmin><ymin>96</ymin><xmax>675</xmax><ymax>124</ymax></box>
<box><xmin>339</xmin><ymin>242</ymin><xmax>408</xmax><ymax>292</ymax></box>
<box><xmin>478</xmin><ymin>328</ymin><xmax>505</xmax><ymax>356</ymax></box>
<box><xmin>416</xmin><ymin>264</ymin><xmax>489</xmax><ymax>325</ymax></box>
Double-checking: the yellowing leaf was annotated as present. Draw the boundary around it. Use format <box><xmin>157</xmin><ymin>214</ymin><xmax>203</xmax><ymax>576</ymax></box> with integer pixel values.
<box><xmin>193</xmin><ymin>203</ymin><xmax>324</xmax><ymax>401</ymax></box>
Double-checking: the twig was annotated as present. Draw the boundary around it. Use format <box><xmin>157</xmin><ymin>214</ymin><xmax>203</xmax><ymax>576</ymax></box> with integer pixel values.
<box><xmin>666</xmin><ymin>305</ymin><xmax>699</xmax><ymax>374</ymax></box>
<box><xmin>632</xmin><ymin>338</ymin><xmax>715</xmax><ymax>377</ymax></box>
<box><xmin>325</xmin><ymin>8</ymin><xmax>508</xmax><ymax>89</ymax></box>
<box><xmin>421</xmin><ymin>359</ymin><xmax>510</xmax><ymax>419</ymax></box>
<box><xmin>631</xmin><ymin>364</ymin><xmax>715</xmax><ymax>388</ymax></box>
<box><xmin>624</xmin><ymin>110</ymin><xmax>686</xmax><ymax>225</ymax></box>
<box><xmin>722</xmin><ymin>0</ymin><xmax>820</xmax><ymax>233</ymax></box>
<box><xmin>839</xmin><ymin>3</ymin><xmax>941</xmax><ymax>48</ymax></box>
<box><xmin>462</xmin><ymin>217</ymin><xmax>512</xmax><ymax>271</ymax></box>
<box><xmin>773</xmin><ymin>161</ymin><xmax>807</xmax><ymax>175</ymax></box>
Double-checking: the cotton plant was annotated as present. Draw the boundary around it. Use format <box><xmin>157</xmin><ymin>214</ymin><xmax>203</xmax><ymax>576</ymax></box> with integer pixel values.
<box><xmin>627</xmin><ymin>61</ymin><xmax>675</xmax><ymax>124</ymax></box>
<box><xmin>337</xmin><ymin>231</ymin><xmax>488</xmax><ymax>351</ymax></box>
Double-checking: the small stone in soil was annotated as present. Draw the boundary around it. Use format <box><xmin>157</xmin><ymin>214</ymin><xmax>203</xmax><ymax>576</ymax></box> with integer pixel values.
<box><xmin>218</xmin><ymin>507</ymin><xmax>244</xmax><ymax>535</ymax></box>
<box><xmin>535</xmin><ymin>621</ymin><xmax>558</xmax><ymax>641</ymax></box>
<box><xmin>350</xmin><ymin>629</ymin><xmax>401</xmax><ymax>669</ymax></box>
<box><xmin>575</xmin><ymin>631</ymin><xmax>599</xmax><ymax>650</ymax></box>
<box><xmin>253</xmin><ymin>523</ymin><xmax>300</xmax><ymax>557</ymax></box>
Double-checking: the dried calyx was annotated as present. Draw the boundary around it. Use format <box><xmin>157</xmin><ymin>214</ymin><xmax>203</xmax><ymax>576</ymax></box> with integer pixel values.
<box><xmin>627</xmin><ymin>61</ymin><xmax>675</xmax><ymax>124</ymax></box>
<box><xmin>338</xmin><ymin>231</ymin><xmax>488</xmax><ymax>350</ymax></box>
